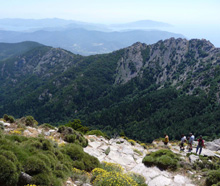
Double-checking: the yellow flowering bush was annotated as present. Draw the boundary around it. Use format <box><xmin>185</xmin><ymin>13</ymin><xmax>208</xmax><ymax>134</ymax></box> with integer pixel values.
<box><xmin>10</xmin><ymin>128</ymin><xmax>24</xmax><ymax>135</ymax></box>
<box><xmin>93</xmin><ymin>170</ymin><xmax>138</xmax><ymax>186</ymax></box>
<box><xmin>101</xmin><ymin>161</ymin><xmax>124</xmax><ymax>172</ymax></box>
<box><xmin>92</xmin><ymin>162</ymin><xmax>147</xmax><ymax>186</ymax></box>
<box><xmin>58</xmin><ymin>142</ymin><xmax>65</xmax><ymax>147</ymax></box>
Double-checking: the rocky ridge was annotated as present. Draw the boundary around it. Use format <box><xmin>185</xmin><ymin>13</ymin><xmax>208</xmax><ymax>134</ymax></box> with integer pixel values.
<box><xmin>1</xmin><ymin>119</ymin><xmax>220</xmax><ymax>186</ymax></box>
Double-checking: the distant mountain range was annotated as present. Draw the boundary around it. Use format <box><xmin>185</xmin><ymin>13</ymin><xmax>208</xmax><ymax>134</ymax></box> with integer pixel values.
<box><xmin>0</xmin><ymin>18</ymin><xmax>183</xmax><ymax>55</ymax></box>
<box><xmin>0</xmin><ymin>29</ymin><xmax>184</xmax><ymax>55</ymax></box>
<box><xmin>0</xmin><ymin>18</ymin><xmax>171</xmax><ymax>32</ymax></box>
<box><xmin>1</xmin><ymin>39</ymin><xmax>220</xmax><ymax>142</ymax></box>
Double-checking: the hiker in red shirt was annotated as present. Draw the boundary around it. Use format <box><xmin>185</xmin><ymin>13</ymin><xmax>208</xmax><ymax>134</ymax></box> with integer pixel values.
<box><xmin>196</xmin><ymin>135</ymin><xmax>205</xmax><ymax>155</ymax></box>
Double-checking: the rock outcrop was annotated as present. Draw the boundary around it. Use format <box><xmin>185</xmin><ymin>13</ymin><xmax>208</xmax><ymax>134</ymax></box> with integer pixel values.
<box><xmin>84</xmin><ymin>135</ymin><xmax>196</xmax><ymax>186</ymax></box>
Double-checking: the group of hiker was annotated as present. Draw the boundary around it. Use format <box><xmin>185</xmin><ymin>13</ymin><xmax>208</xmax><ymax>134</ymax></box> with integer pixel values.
<box><xmin>163</xmin><ymin>133</ymin><xmax>205</xmax><ymax>155</ymax></box>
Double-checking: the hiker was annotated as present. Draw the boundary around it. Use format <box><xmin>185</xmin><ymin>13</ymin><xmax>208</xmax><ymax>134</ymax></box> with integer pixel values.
<box><xmin>196</xmin><ymin>135</ymin><xmax>205</xmax><ymax>155</ymax></box>
<box><xmin>188</xmin><ymin>133</ymin><xmax>195</xmax><ymax>152</ymax></box>
<box><xmin>164</xmin><ymin>134</ymin><xmax>169</xmax><ymax>145</ymax></box>
<box><xmin>180</xmin><ymin>134</ymin><xmax>186</xmax><ymax>151</ymax></box>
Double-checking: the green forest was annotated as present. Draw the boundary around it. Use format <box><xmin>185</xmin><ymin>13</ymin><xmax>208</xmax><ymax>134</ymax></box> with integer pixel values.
<box><xmin>0</xmin><ymin>39</ymin><xmax>220</xmax><ymax>142</ymax></box>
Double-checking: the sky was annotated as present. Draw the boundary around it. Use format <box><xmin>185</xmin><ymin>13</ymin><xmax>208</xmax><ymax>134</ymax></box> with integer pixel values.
<box><xmin>0</xmin><ymin>0</ymin><xmax>219</xmax><ymax>25</ymax></box>
<box><xmin>0</xmin><ymin>0</ymin><xmax>220</xmax><ymax>46</ymax></box>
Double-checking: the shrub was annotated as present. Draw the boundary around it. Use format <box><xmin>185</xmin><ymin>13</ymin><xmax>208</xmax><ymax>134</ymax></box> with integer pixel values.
<box><xmin>206</xmin><ymin>169</ymin><xmax>220</xmax><ymax>186</ymax></box>
<box><xmin>62</xmin><ymin>144</ymin><xmax>100</xmax><ymax>171</ymax></box>
<box><xmin>105</xmin><ymin>147</ymin><xmax>110</xmax><ymax>155</ymax></box>
<box><xmin>65</xmin><ymin>119</ymin><xmax>89</xmax><ymax>134</ymax></box>
<box><xmin>101</xmin><ymin>161</ymin><xmax>123</xmax><ymax>172</ymax></box>
<box><xmin>42</xmin><ymin>140</ymin><xmax>53</xmax><ymax>151</ymax></box>
<box><xmin>7</xmin><ymin>115</ymin><xmax>15</xmax><ymax>123</ymax></box>
<box><xmin>24</xmin><ymin>156</ymin><xmax>49</xmax><ymax>175</ymax></box>
<box><xmin>142</xmin><ymin>149</ymin><xmax>179</xmax><ymax>170</ymax></box>
<box><xmin>86</xmin><ymin>130</ymin><xmax>107</xmax><ymax>138</ymax></box>
<box><xmin>3</xmin><ymin>114</ymin><xmax>9</xmax><ymax>121</ymax></box>
<box><xmin>61</xmin><ymin>127</ymin><xmax>88</xmax><ymax>147</ymax></box>
<box><xmin>127</xmin><ymin>172</ymin><xmax>146</xmax><ymax>185</ymax></box>
<box><xmin>65</xmin><ymin>134</ymin><xmax>76</xmax><ymax>143</ymax></box>
<box><xmin>140</xmin><ymin>143</ymin><xmax>148</xmax><ymax>149</ymax></box>
<box><xmin>58</xmin><ymin>125</ymin><xmax>66</xmax><ymax>133</ymax></box>
<box><xmin>133</xmin><ymin>148</ymin><xmax>143</xmax><ymax>156</ymax></box>
<box><xmin>0</xmin><ymin>155</ymin><xmax>19</xmax><ymax>185</ymax></box>
<box><xmin>128</xmin><ymin>139</ymin><xmax>136</xmax><ymax>146</ymax></box>
<box><xmin>92</xmin><ymin>170</ymin><xmax>138</xmax><ymax>186</ymax></box>
<box><xmin>32</xmin><ymin>173</ymin><xmax>51</xmax><ymax>185</ymax></box>
<box><xmin>71</xmin><ymin>168</ymin><xmax>91</xmax><ymax>184</ymax></box>
<box><xmin>3</xmin><ymin>114</ymin><xmax>15</xmax><ymax>123</ymax></box>
<box><xmin>0</xmin><ymin>122</ymin><xmax>4</xmax><ymax>130</ymax></box>
<box><xmin>142</xmin><ymin>156</ymin><xmax>155</xmax><ymax>167</ymax></box>
<box><xmin>40</xmin><ymin>123</ymin><xmax>55</xmax><ymax>129</ymax></box>
<box><xmin>157</xmin><ymin>155</ymin><xmax>178</xmax><ymax>170</ymax></box>
<box><xmin>25</xmin><ymin>116</ymin><xmax>38</xmax><ymax>126</ymax></box>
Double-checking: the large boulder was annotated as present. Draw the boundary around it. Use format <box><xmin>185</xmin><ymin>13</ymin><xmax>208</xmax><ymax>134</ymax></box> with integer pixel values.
<box><xmin>206</xmin><ymin>142</ymin><xmax>220</xmax><ymax>151</ymax></box>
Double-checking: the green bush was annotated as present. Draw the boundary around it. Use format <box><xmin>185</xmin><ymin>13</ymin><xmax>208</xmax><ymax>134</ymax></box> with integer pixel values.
<box><xmin>25</xmin><ymin>116</ymin><xmax>38</xmax><ymax>126</ymax></box>
<box><xmin>40</xmin><ymin>123</ymin><xmax>55</xmax><ymax>129</ymax></box>
<box><xmin>128</xmin><ymin>172</ymin><xmax>146</xmax><ymax>185</ymax></box>
<box><xmin>0</xmin><ymin>122</ymin><xmax>4</xmax><ymax>130</ymax></box>
<box><xmin>60</xmin><ymin>126</ymin><xmax>88</xmax><ymax>147</ymax></box>
<box><xmin>58</xmin><ymin>125</ymin><xmax>66</xmax><ymax>133</ymax></box>
<box><xmin>142</xmin><ymin>149</ymin><xmax>179</xmax><ymax>170</ymax></box>
<box><xmin>0</xmin><ymin>127</ymin><xmax>100</xmax><ymax>186</ymax></box>
<box><xmin>87</xmin><ymin>130</ymin><xmax>107</xmax><ymax>138</ymax></box>
<box><xmin>24</xmin><ymin>156</ymin><xmax>49</xmax><ymax>175</ymax></box>
<box><xmin>7</xmin><ymin>116</ymin><xmax>15</xmax><ymax>123</ymax></box>
<box><xmin>3</xmin><ymin>114</ymin><xmax>15</xmax><ymax>123</ymax></box>
<box><xmin>3</xmin><ymin>114</ymin><xmax>9</xmax><ymax>121</ymax></box>
<box><xmin>62</xmin><ymin>144</ymin><xmax>100</xmax><ymax>171</ymax></box>
<box><xmin>0</xmin><ymin>155</ymin><xmax>20</xmax><ymax>185</ymax></box>
<box><xmin>65</xmin><ymin>134</ymin><xmax>76</xmax><ymax>143</ymax></box>
<box><xmin>142</xmin><ymin>156</ymin><xmax>155</xmax><ymax>166</ymax></box>
<box><xmin>105</xmin><ymin>147</ymin><xmax>110</xmax><ymax>155</ymax></box>
<box><xmin>157</xmin><ymin>155</ymin><xmax>178</xmax><ymax>170</ymax></box>
<box><xmin>65</xmin><ymin>119</ymin><xmax>89</xmax><ymax>134</ymax></box>
<box><xmin>206</xmin><ymin>169</ymin><xmax>220</xmax><ymax>186</ymax></box>
<box><xmin>32</xmin><ymin>173</ymin><xmax>51</xmax><ymax>186</ymax></box>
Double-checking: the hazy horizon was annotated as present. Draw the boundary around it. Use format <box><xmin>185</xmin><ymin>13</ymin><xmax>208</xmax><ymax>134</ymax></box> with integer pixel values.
<box><xmin>0</xmin><ymin>0</ymin><xmax>220</xmax><ymax>47</ymax></box>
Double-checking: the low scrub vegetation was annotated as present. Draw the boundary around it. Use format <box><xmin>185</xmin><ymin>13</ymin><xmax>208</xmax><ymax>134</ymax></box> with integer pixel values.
<box><xmin>142</xmin><ymin>149</ymin><xmax>180</xmax><ymax>170</ymax></box>
<box><xmin>0</xmin><ymin>132</ymin><xmax>100</xmax><ymax>186</ymax></box>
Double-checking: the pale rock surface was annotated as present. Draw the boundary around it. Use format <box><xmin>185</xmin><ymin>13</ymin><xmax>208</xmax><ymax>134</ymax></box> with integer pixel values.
<box><xmin>189</xmin><ymin>154</ymin><xmax>199</xmax><ymax>164</ymax></box>
<box><xmin>84</xmin><ymin>135</ymin><xmax>196</xmax><ymax>186</ymax></box>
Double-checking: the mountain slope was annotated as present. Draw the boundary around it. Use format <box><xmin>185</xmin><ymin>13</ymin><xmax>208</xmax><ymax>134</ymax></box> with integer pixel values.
<box><xmin>1</xmin><ymin>38</ymin><xmax>220</xmax><ymax>142</ymax></box>
<box><xmin>0</xmin><ymin>41</ymin><xmax>43</xmax><ymax>60</ymax></box>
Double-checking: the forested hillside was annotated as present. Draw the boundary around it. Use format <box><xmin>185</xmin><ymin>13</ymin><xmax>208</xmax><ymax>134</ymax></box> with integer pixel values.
<box><xmin>1</xmin><ymin>38</ymin><xmax>220</xmax><ymax>142</ymax></box>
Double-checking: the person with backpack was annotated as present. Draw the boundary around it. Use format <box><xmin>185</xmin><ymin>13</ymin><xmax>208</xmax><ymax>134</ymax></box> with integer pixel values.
<box><xmin>196</xmin><ymin>135</ymin><xmax>205</xmax><ymax>155</ymax></box>
<box><xmin>180</xmin><ymin>134</ymin><xmax>186</xmax><ymax>151</ymax></box>
<box><xmin>164</xmin><ymin>134</ymin><xmax>169</xmax><ymax>145</ymax></box>
<box><xmin>188</xmin><ymin>133</ymin><xmax>195</xmax><ymax>152</ymax></box>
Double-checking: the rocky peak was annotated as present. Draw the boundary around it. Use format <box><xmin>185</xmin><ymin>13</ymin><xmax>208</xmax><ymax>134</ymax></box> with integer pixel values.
<box><xmin>114</xmin><ymin>38</ymin><xmax>220</xmax><ymax>94</ymax></box>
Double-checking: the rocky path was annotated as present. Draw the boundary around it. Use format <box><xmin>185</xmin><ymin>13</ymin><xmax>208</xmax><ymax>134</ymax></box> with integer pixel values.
<box><xmin>84</xmin><ymin>135</ymin><xmax>196</xmax><ymax>186</ymax></box>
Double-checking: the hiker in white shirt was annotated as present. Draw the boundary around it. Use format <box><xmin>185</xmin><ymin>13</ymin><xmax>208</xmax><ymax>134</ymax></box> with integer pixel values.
<box><xmin>188</xmin><ymin>133</ymin><xmax>195</xmax><ymax>152</ymax></box>
<box><xmin>180</xmin><ymin>134</ymin><xmax>186</xmax><ymax>151</ymax></box>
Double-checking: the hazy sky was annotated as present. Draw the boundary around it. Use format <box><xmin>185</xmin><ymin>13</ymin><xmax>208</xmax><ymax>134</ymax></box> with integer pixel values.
<box><xmin>0</xmin><ymin>0</ymin><xmax>219</xmax><ymax>25</ymax></box>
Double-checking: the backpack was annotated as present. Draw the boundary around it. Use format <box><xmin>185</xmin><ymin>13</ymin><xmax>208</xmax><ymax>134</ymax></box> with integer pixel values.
<box><xmin>198</xmin><ymin>139</ymin><xmax>203</xmax><ymax>146</ymax></box>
